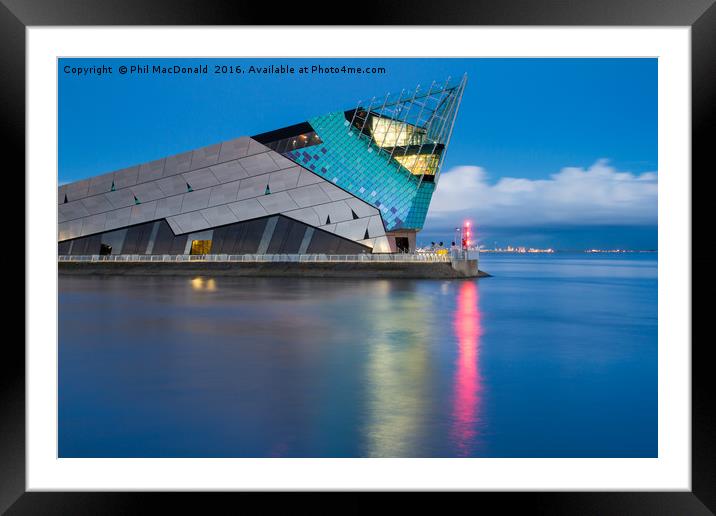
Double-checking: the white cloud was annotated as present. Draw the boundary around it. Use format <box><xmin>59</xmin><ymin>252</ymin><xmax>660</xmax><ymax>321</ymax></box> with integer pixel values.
<box><xmin>427</xmin><ymin>159</ymin><xmax>657</xmax><ymax>227</ymax></box>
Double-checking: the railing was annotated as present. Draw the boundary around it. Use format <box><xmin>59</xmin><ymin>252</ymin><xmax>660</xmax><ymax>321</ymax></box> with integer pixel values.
<box><xmin>58</xmin><ymin>253</ymin><xmax>453</xmax><ymax>263</ymax></box>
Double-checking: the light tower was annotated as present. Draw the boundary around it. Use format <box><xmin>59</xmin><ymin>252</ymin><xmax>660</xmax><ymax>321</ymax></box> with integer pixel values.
<box><xmin>461</xmin><ymin>220</ymin><xmax>472</xmax><ymax>258</ymax></box>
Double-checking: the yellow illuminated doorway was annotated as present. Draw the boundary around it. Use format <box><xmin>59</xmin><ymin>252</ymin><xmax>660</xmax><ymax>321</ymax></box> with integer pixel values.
<box><xmin>190</xmin><ymin>239</ymin><xmax>212</xmax><ymax>255</ymax></box>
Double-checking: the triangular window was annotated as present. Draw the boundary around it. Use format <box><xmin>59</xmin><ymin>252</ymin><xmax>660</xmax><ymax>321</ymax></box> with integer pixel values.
<box><xmin>265</xmin><ymin>185</ymin><xmax>271</xmax><ymax>195</ymax></box>
<box><xmin>110</xmin><ymin>180</ymin><xmax>116</xmax><ymax>192</ymax></box>
<box><xmin>134</xmin><ymin>195</ymin><xmax>141</xmax><ymax>205</ymax></box>
<box><xmin>351</xmin><ymin>210</ymin><xmax>359</xmax><ymax>220</ymax></box>
<box><xmin>364</xmin><ymin>229</ymin><xmax>370</xmax><ymax>240</ymax></box>
<box><xmin>63</xmin><ymin>194</ymin><xmax>68</xmax><ymax>204</ymax></box>
<box><xmin>326</xmin><ymin>215</ymin><xmax>331</xmax><ymax>225</ymax></box>
<box><xmin>186</xmin><ymin>182</ymin><xmax>193</xmax><ymax>192</ymax></box>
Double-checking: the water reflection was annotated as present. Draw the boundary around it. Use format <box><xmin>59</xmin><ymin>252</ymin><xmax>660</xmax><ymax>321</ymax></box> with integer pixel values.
<box><xmin>190</xmin><ymin>276</ymin><xmax>217</xmax><ymax>292</ymax></box>
<box><xmin>451</xmin><ymin>280</ymin><xmax>483</xmax><ymax>456</ymax></box>
<box><xmin>364</xmin><ymin>283</ymin><xmax>433</xmax><ymax>457</ymax></box>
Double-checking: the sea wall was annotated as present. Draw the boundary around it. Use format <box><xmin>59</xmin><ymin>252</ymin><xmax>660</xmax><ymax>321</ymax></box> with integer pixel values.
<box><xmin>58</xmin><ymin>260</ymin><xmax>487</xmax><ymax>279</ymax></box>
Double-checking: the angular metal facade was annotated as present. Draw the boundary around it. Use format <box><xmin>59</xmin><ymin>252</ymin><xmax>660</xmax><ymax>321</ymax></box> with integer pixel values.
<box><xmin>58</xmin><ymin>77</ymin><xmax>465</xmax><ymax>255</ymax></box>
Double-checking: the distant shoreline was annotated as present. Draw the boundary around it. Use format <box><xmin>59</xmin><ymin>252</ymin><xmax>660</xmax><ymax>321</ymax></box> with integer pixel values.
<box><xmin>477</xmin><ymin>249</ymin><xmax>657</xmax><ymax>254</ymax></box>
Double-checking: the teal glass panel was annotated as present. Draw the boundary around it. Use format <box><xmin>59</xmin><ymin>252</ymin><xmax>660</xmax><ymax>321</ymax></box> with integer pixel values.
<box><xmin>282</xmin><ymin>111</ymin><xmax>436</xmax><ymax>231</ymax></box>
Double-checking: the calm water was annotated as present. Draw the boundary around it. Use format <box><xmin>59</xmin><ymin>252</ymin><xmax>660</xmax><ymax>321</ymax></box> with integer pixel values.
<box><xmin>58</xmin><ymin>253</ymin><xmax>657</xmax><ymax>458</ymax></box>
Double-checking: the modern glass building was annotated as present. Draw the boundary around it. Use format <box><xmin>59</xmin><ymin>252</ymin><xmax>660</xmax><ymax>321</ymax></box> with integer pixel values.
<box><xmin>58</xmin><ymin>76</ymin><xmax>466</xmax><ymax>256</ymax></box>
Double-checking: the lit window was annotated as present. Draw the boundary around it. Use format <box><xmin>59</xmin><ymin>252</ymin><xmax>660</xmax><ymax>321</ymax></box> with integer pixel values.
<box><xmin>190</xmin><ymin>240</ymin><xmax>212</xmax><ymax>255</ymax></box>
<box><xmin>394</xmin><ymin>153</ymin><xmax>439</xmax><ymax>176</ymax></box>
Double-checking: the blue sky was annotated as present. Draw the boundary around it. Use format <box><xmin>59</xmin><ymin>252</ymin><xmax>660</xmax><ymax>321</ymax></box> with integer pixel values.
<box><xmin>59</xmin><ymin>58</ymin><xmax>657</xmax><ymax>249</ymax></box>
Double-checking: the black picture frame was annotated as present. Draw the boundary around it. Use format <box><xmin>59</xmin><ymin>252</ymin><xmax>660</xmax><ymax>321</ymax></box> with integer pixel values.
<box><xmin>5</xmin><ymin>0</ymin><xmax>712</xmax><ymax>512</ymax></box>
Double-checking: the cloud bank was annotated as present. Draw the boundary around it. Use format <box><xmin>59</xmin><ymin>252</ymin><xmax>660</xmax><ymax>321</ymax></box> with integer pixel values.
<box><xmin>427</xmin><ymin>160</ymin><xmax>657</xmax><ymax>228</ymax></box>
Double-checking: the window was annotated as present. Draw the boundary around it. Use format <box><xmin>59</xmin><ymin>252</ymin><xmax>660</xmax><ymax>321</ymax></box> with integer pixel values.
<box><xmin>369</xmin><ymin>116</ymin><xmax>425</xmax><ymax>148</ymax></box>
<box><xmin>394</xmin><ymin>153</ymin><xmax>440</xmax><ymax>176</ymax></box>
<box><xmin>264</xmin><ymin>131</ymin><xmax>322</xmax><ymax>153</ymax></box>
<box><xmin>190</xmin><ymin>240</ymin><xmax>212</xmax><ymax>255</ymax></box>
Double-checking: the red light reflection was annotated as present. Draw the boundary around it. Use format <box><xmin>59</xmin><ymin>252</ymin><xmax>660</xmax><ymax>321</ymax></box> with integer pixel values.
<box><xmin>451</xmin><ymin>280</ymin><xmax>483</xmax><ymax>456</ymax></box>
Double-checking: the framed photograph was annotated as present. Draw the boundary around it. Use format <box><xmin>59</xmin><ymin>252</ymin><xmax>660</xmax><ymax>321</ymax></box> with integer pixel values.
<box><xmin>7</xmin><ymin>0</ymin><xmax>712</xmax><ymax>511</ymax></box>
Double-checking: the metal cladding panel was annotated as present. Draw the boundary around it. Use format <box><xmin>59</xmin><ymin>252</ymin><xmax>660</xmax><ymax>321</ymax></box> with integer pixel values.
<box><xmin>166</xmin><ymin>217</ymin><xmax>183</xmax><ymax>235</ymax></box>
<box><xmin>113</xmin><ymin>166</ymin><xmax>139</xmax><ymax>189</ymax></box>
<box><xmin>217</xmin><ymin>137</ymin><xmax>251</xmax><ymax>162</ymax></box>
<box><xmin>228</xmin><ymin>198</ymin><xmax>268</xmax><ymax>221</ymax></box>
<box><xmin>168</xmin><ymin>211</ymin><xmax>211</xmax><ymax>234</ymax></box>
<box><xmin>296</xmin><ymin>168</ymin><xmax>325</xmax><ymax>187</ymax></box>
<box><xmin>137</xmin><ymin>159</ymin><xmax>165</xmax><ymax>183</ymax></box>
<box><xmin>87</xmin><ymin>172</ymin><xmax>115</xmax><ymax>196</ymax></box>
<box><xmin>287</xmin><ymin>184</ymin><xmax>331</xmax><ymax>208</ymax></box>
<box><xmin>182</xmin><ymin>167</ymin><xmax>220</xmax><ymax>191</ymax></box>
<box><xmin>334</xmin><ymin>218</ymin><xmax>370</xmax><ymax>241</ymax></box>
<box><xmin>58</xmin><ymin>133</ymin><xmax>390</xmax><ymax>249</ymax></box>
<box><xmin>247</xmin><ymin>139</ymin><xmax>270</xmax><ymax>156</ymax></box>
<box><xmin>236</xmin><ymin>175</ymin><xmax>269</xmax><ymax>200</ymax></box>
<box><xmin>163</xmin><ymin>151</ymin><xmax>193</xmax><ymax>177</ymax></box>
<box><xmin>81</xmin><ymin>194</ymin><xmax>114</xmax><ymax>215</ymax></box>
<box><xmin>312</xmin><ymin>200</ymin><xmax>353</xmax><ymax>225</ymax></box>
<box><xmin>180</xmin><ymin>188</ymin><xmax>212</xmax><ymax>213</ymax></box>
<box><xmin>80</xmin><ymin>213</ymin><xmax>108</xmax><ymax>236</ymax></box>
<box><xmin>156</xmin><ymin>175</ymin><xmax>189</xmax><ymax>197</ymax></box>
<box><xmin>130</xmin><ymin>181</ymin><xmax>165</xmax><ymax>203</ymax></box>
<box><xmin>104</xmin><ymin>189</ymin><xmax>136</xmax><ymax>210</ymax></box>
<box><xmin>129</xmin><ymin>201</ymin><xmax>158</xmax><ymax>225</ymax></box>
<box><xmin>209</xmin><ymin>160</ymin><xmax>248</xmax><ymax>183</ymax></box>
<box><xmin>367</xmin><ymin>215</ymin><xmax>385</xmax><ymax>239</ymax></box>
<box><xmin>58</xmin><ymin>200</ymin><xmax>90</xmax><ymax>221</ymax></box>
<box><xmin>207</xmin><ymin>181</ymin><xmax>240</xmax><ymax>207</ymax></box>
<box><xmin>238</xmin><ymin>152</ymin><xmax>280</xmax><ymax>177</ymax></box>
<box><xmin>268</xmin><ymin>168</ymin><xmax>300</xmax><ymax>193</ymax></box>
<box><xmin>58</xmin><ymin>185</ymin><xmax>68</xmax><ymax>204</ymax></box>
<box><xmin>200</xmin><ymin>204</ymin><xmax>238</xmax><ymax>227</ymax></box>
<box><xmin>155</xmin><ymin>194</ymin><xmax>184</xmax><ymax>218</ymax></box>
<box><xmin>65</xmin><ymin>179</ymin><xmax>90</xmax><ymax>201</ymax></box>
<box><xmin>319</xmin><ymin>182</ymin><xmax>353</xmax><ymax>201</ymax></box>
<box><xmin>104</xmin><ymin>206</ymin><xmax>132</xmax><ymax>231</ymax></box>
<box><xmin>345</xmin><ymin>197</ymin><xmax>380</xmax><ymax>218</ymax></box>
<box><xmin>257</xmin><ymin>192</ymin><xmax>299</xmax><ymax>215</ymax></box>
<box><xmin>283</xmin><ymin>207</ymin><xmax>321</xmax><ymax>227</ymax></box>
<box><xmin>58</xmin><ymin>219</ymin><xmax>83</xmax><ymax>241</ymax></box>
<box><xmin>268</xmin><ymin>152</ymin><xmax>296</xmax><ymax>170</ymax></box>
<box><xmin>373</xmin><ymin>235</ymin><xmax>392</xmax><ymax>253</ymax></box>
<box><xmin>191</xmin><ymin>143</ymin><xmax>222</xmax><ymax>170</ymax></box>
<box><xmin>58</xmin><ymin>209</ymin><xmax>69</xmax><ymax>224</ymax></box>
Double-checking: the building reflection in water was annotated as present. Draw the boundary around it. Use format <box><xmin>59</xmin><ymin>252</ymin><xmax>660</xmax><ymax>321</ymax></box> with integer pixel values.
<box><xmin>364</xmin><ymin>281</ymin><xmax>432</xmax><ymax>457</ymax></box>
<box><xmin>451</xmin><ymin>280</ymin><xmax>483</xmax><ymax>456</ymax></box>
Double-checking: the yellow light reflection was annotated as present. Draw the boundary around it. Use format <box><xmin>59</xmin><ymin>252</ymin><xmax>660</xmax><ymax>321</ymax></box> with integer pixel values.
<box><xmin>190</xmin><ymin>276</ymin><xmax>217</xmax><ymax>292</ymax></box>
<box><xmin>364</xmin><ymin>292</ymin><xmax>432</xmax><ymax>457</ymax></box>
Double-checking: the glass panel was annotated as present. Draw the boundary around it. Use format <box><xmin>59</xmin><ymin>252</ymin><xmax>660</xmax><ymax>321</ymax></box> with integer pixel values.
<box><xmin>369</xmin><ymin>117</ymin><xmax>426</xmax><ymax>148</ymax></box>
<box><xmin>394</xmin><ymin>153</ymin><xmax>440</xmax><ymax>176</ymax></box>
<box><xmin>267</xmin><ymin>131</ymin><xmax>322</xmax><ymax>154</ymax></box>
<box><xmin>190</xmin><ymin>239</ymin><xmax>212</xmax><ymax>255</ymax></box>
